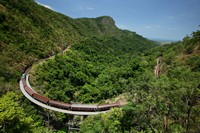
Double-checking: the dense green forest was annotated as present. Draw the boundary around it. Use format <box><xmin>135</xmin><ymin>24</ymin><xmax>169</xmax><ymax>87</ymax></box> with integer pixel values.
<box><xmin>79</xmin><ymin>32</ymin><xmax>200</xmax><ymax>133</ymax></box>
<box><xmin>30</xmin><ymin>35</ymin><xmax>156</xmax><ymax>103</ymax></box>
<box><xmin>0</xmin><ymin>0</ymin><xmax>199</xmax><ymax>132</ymax></box>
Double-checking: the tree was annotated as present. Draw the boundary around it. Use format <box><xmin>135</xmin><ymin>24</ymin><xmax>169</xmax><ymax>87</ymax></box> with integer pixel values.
<box><xmin>0</xmin><ymin>92</ymin><xmax>33</xmax><ymax>132</ymax></box>
<box><xmin>80</xmin><ymin>108</ymin><xmax>123</xmax><ymax>133</ymax></box>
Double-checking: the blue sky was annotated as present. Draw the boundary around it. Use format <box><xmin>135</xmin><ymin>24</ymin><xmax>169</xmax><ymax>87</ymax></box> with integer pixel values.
<box><xmin>35</xmin><ymin>0</ymin><xmax>200</xmax><ymax>41</ymax></box>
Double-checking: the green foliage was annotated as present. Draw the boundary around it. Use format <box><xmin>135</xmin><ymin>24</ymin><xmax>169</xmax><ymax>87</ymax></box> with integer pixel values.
<box><xmin>0</xmin><ymin>92</ymin><xmax>33</xmax><ymax>132</ymax></box>
<box><xmin>0</xmin><ymin>0</ymin><xmax>200</xmax><ymax>132</ymax></box>
<box><xmin>0</xmin><ymin>0</ymin><xmax>155</xmax><ymax>93</ymax></box>
<box><xmin>32</xmin><ymin>35</ymin><xmax>154</xmax><ymax>103</ymax></box>
<box><xmin>32</xmin><ymin>127</ymin><xmax>56</xmax><ymax>133</ymax></box>
<box><xmin>32</xmin><ymin>30</ymin><xmax>200</xmax><ymax>132</ymax></box>
<box><xmin>120</xmin><ymin>31</ymin><xmax>200</xmax><ymax>132</ymax></box>
<box><xmin>80</xmin><ymin>108</ymin><xmax>123</xmax><ymax>133</ymax></box>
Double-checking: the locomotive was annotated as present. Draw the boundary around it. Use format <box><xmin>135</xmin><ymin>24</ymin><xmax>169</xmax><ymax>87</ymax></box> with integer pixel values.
<box><xmin>21</xmin><ymin>73</ymin><xmax>120</xmax><ymax>112</ymax></box>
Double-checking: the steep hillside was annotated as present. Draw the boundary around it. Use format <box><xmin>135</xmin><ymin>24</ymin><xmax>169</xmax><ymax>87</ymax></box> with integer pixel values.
<box><xmin>80</xmin><ymin>30</ymin><xmax>200</xmax><ymax>133</ymax></box>
<box><xmin>1</xmin><ymin>0</ymin><xmax>199</xmax><ymax>132</ymax></box>
<box><xmin>0</xmin><ymin>0</ymin><xmax>157</xmax><ymax>132</ymax></box>
<box><xmin>0</xmin><ymin>0</ymin><xmax>155</xmax><ymax>95</ymax></box>
<box><xmin>30</xmin><ymin>34</ymin><xmax>155</xmax><ymax>103</ymax></box>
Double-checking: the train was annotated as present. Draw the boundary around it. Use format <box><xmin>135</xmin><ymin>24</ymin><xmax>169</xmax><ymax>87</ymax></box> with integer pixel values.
<box><xmin>21</xmin><ymin>73</ymin><xmax>120</xmax><ymax>112</ymax></box>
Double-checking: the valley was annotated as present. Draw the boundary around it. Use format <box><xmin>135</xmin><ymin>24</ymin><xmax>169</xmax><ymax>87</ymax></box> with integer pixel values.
<box><xmin>0</xmin><ymin>0</ymin><xmax>199</xmax><ymax>132</ymax></box>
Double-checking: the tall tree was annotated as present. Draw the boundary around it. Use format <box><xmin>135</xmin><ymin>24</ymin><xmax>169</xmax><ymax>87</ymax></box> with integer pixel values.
<box><xmin>0</xmin><ymin>92</ymin><xmax>33</xmax><ymax>132</ymax></box>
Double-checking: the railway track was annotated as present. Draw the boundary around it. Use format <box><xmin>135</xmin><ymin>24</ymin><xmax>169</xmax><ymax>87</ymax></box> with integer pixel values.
<box><xmin>19</xmin><ymin>45</ymin><xmax>120</xmax><ymax>115</ymax></box>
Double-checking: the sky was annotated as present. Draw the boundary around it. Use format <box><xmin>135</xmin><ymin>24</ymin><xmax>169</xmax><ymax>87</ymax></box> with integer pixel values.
<box><xmin>35</xmin><ymin>0</ymin><xmax>200</xmax><ymax>41</ymax></box>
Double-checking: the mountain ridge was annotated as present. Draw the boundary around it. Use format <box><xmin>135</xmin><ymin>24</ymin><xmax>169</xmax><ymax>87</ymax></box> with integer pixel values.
<box><xmin>0</xmin><ymin>0</ymin><xmax>156</xmax><ymax>85</ymax></box>
<box><xmin>0</xmin><ymin>0</ymin><xmax>200</xmax><ymax>132</ymax></box>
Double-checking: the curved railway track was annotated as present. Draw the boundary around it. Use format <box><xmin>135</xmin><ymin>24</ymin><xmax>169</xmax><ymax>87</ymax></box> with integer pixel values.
<box><xmin>20</xmin><ymin>79</ymin><xmax>108</xmax><ymax>115</ymax></box>
<box><xmin>19</xmin><ymin>45</ymin><xmax>120</xmax><ymax>115</ymax></box>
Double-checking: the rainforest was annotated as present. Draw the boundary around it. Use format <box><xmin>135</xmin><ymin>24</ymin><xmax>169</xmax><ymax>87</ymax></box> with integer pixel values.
<box><xmin>0</xmin><ymin>0</ymin><xmax>199</xmax><ymax>132</ymax></box>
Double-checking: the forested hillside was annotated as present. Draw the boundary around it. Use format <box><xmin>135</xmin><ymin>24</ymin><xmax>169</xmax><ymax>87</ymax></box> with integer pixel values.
<box><xmin>0</xmin><ymin>0</ymin><xmax>154</xmax><ymax>94</ymax></box>
<box><xmin>30</xmin><ymin>35</ymin><xmax>156</xmax><ymax>104</ymax></box>
<box><xmin>0</xmin><ymin>0</ymin><xmax>199</xmax><ymax>132</ymax></box>
<box><xmin>78</xmin><ymin>31</ymin><xmax>200</xmax><ymax>133</ymax></box>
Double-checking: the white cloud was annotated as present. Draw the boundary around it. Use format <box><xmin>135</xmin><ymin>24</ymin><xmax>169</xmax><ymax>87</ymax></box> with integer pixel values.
<box><xmin>86</xmin><ymin>7</ymin><xmax>95</xmax><ymax>10</ymax></box>
<box><xmin>143</xmin><ymin>25</ymin><xmax>175</xmax><ymax>30</ymax></box>
<box><xmin>179</xmin><ymin>12</ymin><xmax>195</xmax><ymax>18</ymax></box>
<box><xmin>179</xmin><ymin>13</ymin><xmax>187</xmax><ymax>16</ymax></box>
<box><xmin>143</xmin><ymin>25</ymin><xmax>152</xmax><ymax>29</ymax></box>
<box><xmin>75</xmin><ymin>6</ymin><xmax>95</xmax><ymax>11</ymax></box>
<box><xmin>116</xmin><ymin>24</ymin><xmax>128</xmax><ymax>29</ymax></box>
<box><xmin>155</xmin><ymin>25</ymin><xmax>161</xmax><ymax>28</ymax></box>
<box><xmin>36</xmin><ymin>2</ymin><xmax>53</xmax><ymax>10</ymax></box>
<box><xmin>168</xmin><ymin>16</ymin><xmax>176</xmax><ymax>19</ymax></box>
<box><xmin>168</xmin><ymin>12</ymin><xmax>195</xmax><ymax>20</ymax></box>
<box><xmin>168</xmin><ymin>27</ymin><xmax>180</xmax><ymax>31</ymax></box>
<box><xmin>77</xmin><ymin>6</ymin><xmax>84</xmax><ymax>10</ymax></box>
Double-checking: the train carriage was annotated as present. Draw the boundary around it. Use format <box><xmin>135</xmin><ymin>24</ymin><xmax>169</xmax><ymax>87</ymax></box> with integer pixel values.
<box><xmin>24</xmin><ymin>85</ymin><xmax>35</xmax><ymax>96</ymax></box>
<box><xmin>71</xmin><ymin>104</ymin><xmax>98</xmax><ymax>111</ymax></box>
<box><xmin>32</xmin><ymin>93</ymin><xmax>49</xmax><ymax>104</ymax></box>
<box><xmin>98</xmin><ymin>102</ymin><xmax>120</xmax><ymax>111</ymax></box>
<box><xmin>21</xmin><ymin>78</ymin><xmax>26</xmax><ymax>86</ymax></box>
<box><xmin>20</xmin><ymin>73</ymin><xmax>121</xmax><ymax>113</ymax></box>
<box><xmin>49</xmin><ymin>99</ymin><xmax>71</xmax><ymax>109</ymax></box>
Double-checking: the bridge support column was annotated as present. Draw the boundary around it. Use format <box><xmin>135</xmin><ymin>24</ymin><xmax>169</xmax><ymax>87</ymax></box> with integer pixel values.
<box><xmin>68</xmin><ymin>115</ymin><xmax>81</xmax><ymax>132</ymax></box>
